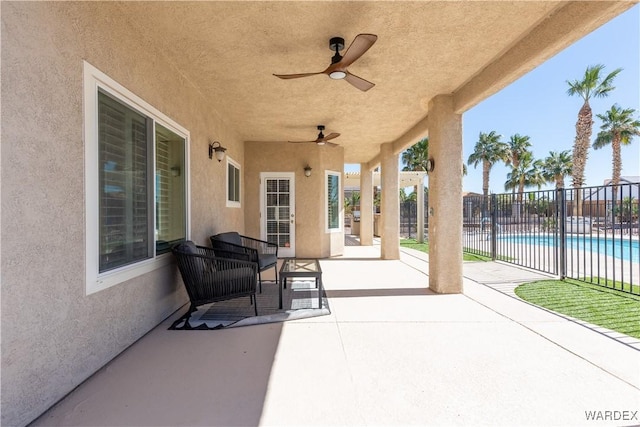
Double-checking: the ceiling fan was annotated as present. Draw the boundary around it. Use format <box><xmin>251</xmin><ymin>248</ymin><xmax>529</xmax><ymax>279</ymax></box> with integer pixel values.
<box><xmin>274</xmin><ymin>33</ymin><xmax>378</xmax><ymax>92</ymax></box>
<box><xmin>289</xmin><ymin>125</ymin><xmax>340</xmax><ymax>146</ymax></box>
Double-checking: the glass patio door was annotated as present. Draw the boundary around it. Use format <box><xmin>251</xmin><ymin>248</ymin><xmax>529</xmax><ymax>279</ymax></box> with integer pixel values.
<box><xmin>260</xmin><ymin>172</ymin><xmax>295</xmax><ymax>257</ymax></box>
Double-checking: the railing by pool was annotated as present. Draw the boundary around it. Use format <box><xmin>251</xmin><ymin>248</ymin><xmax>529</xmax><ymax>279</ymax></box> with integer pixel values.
<box><xmin>462</xmin><ymin>183</ymin><xmax>639</xmax><ymax>295</ymax></box>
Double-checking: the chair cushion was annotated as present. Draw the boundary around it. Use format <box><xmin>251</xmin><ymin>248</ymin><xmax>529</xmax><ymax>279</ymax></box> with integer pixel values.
<box><xmin>175</xmin><ymin>240</ymin><xmax>198</xmax><ymax>254</ymax></box>
<box><xmin>258</xmin><ymin>252</ymin><xmax>277</xmax><ymax>270</ymax></box>
<box><xmin>213</xmin><ymin>232</ymin><xmax>242</xmax><ymax>246</ymax></box>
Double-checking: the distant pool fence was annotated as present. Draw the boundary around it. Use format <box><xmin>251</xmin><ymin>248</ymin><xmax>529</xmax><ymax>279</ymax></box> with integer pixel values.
<box><xmin>399</xmin><ymin>182</ymin><xmax>639</xmax><ymax>295</ymax></box>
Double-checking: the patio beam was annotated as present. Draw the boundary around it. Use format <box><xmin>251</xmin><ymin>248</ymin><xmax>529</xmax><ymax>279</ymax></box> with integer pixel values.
<box><xmin>427</xmin><ymin>95</ymin><xmax>463</xmax><ymax>293</ymax></box>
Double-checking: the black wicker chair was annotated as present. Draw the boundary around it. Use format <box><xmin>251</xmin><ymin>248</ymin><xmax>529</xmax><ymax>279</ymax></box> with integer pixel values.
<box><xmin>171</xmin><ymin>241</ymin><xmax>258</xmax><ymax>329</ymax></box>
<box><xmin>210</xmin><ymin>232</ymin><xmax>278</xmax><ymax>293</ymax></box>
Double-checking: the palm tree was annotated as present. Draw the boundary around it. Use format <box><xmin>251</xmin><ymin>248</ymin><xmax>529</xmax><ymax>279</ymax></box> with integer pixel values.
<box><xmin>504</xmin><ymin>152</ymin><xmax>545</xmax><ymax>195</ymax></box>
<box><xmin>504</xmin><ymin>134</ymin><xmax>532</xmax><ymax>219</ymax></box>
<box><xmin>344</xmin><ymin>191</ymin><xmax>360</xmax><ymax>215</ymax></box>
<box><xmin>541</xmin><ymin>150</ymin><xmax>573</xmax><ymax>189</ymax></box>
<box><xmin>504</xmin><ymin>153</ymin><xmax>546</xmax><ymax>220</ymax></box>
<box><xmin>401</xmin><ymin>137</ymin><xmax>429</xmax><ymax>201</ymax></box>
<box><xmin>401</xmin><ymin>189</ymin><xmax>417</xmax><ymax>202</ymax></box>
<box><xmin>593</xmin><ymin>104</ymin><xmax>640</xmax><ymax>188</ymax></box>
<box><xmin>401</xmin><ymin>138</ymin><xmax>429</xmax><ymax>172</ymax></box>
<box><xmin>566</xmin><ymin>64</ymin><xmax>621</xmax><ymax>215</ymax></box>
<box><xmin>505</xmin><ymin>134</ymin><xmax>532</xmax><ymax>174</ymax></box>
<box><xmin>402</xmin><ymin>136</ymin><xmax>467</xmax><ymax>177</ymax></box>
<box><xmin>467</xmin><ymin>131</ymin><xmax>509</xmax><ymax>198</ymax></box>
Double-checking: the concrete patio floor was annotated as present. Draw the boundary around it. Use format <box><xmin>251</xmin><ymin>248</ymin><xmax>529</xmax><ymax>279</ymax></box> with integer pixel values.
<box><xmin>33</xmin><ymin>243</ymin><xmax>640</xmax><ymax>426</ymax></box>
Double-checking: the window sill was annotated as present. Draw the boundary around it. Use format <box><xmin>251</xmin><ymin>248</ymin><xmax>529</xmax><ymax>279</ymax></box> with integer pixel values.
<box><xmin>87</xmin><ymin>253</ymin><xmax>173</xmax><ymax>295</ymax></box>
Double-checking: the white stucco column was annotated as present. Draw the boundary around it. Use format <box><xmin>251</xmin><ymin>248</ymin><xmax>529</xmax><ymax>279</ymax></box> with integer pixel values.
<box><xmin>360</xmin><ymin>164</ymin><xmax>374</xmax><ymax>246</ymax></box>
<box><xmin>380</xmin><ymin>143</ymin><xmax>400</xmax><ymax>259</ymax></box>
<box><xmin>417</xmin><ymin>177</ymin><xmax>425</xmax><ymax>243</ymax></box>
<box><xmin>427</xmin><ymin>95</ymin><xmax>463</xmax><ymax>293</ymax></box>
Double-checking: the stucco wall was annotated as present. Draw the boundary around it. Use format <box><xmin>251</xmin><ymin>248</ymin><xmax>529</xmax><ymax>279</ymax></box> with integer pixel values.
<box><xmin>245</xmin><ymin>142</ymin><xmax>344</xmax><ymax>258</ymax></box>
<box><xmin>1</xmin><ymin>3</ymin><xmax>244</xmax><ymax>426</ymax></box>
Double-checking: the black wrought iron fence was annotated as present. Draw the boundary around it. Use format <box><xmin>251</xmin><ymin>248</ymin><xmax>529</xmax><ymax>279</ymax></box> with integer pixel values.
<box><xmin>562</xmin><ymin>183</ymin><xmax>640</xmax><ymax>294</ymax></box>
<box><xmin>400</xmin><ymin>199</ymin><xmax>429</xmax><ymax>239</ymax></box>
<box><xmin>461</xmin><ymin>183</ymin><xmax>639</xmax><ymax>295</ymax></box>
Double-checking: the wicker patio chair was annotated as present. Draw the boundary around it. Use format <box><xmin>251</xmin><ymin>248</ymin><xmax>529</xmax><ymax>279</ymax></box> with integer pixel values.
<box><xmin>210</xmin><ymin>232</ymin><xmax>278</xmax><ymax>293</ymax></box>
<box><xmin>171</xmin><ymin>241</ymin><xmax>258</xmax><ymax>329</ymax></box>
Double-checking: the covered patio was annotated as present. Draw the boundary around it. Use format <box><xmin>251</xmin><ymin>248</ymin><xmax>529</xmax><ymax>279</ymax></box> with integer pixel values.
<box><xmin>33</xmin><ymin>244</ymin><xmax>640</xmax><ymax>426</ymax></box>
<box><xmin>2</xmin><ymin>2</ymin><xmax>638</xmax><ymax>426</ymax></box>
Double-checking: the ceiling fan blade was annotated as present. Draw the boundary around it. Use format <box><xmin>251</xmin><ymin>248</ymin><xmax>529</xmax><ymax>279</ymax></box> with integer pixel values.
<box><xmin>322</xmin><ymin>132</ymin><xmax>340</xmax><ymax>141</ymax></box>
<box><xmin>338</xmin><ymin>34</ymin><xmax>377</xmax><ymax>68</ymax></box>
<box><xmin>288</xmin><ymin>140</ymin><xmax>316</xmax><ymax>144</ymax></box>
<box><xmin>325</xmin><ymin>141</ymin><xmax>340</xmax><ymax>147</ymax></box>
<box><xmin>274</xmin><ymin>72</ymin><xmax>323</xmax><ymax>79</ymax></box>
<box><xmin>344</xmin><ymin>72</ymin><xmax>375</xmax><ymax>91</ymax></box>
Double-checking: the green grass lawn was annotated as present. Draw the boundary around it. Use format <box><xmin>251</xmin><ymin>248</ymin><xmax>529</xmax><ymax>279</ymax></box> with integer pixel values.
<box><xmin>399</xmin><ymin>238</ymin><xmax>490</xmax><ymax>262</ymax></box>
<box><xmin>515</xmin><ymin>279</ymin><xmax>640</xmax><ymax>339</ymax></box>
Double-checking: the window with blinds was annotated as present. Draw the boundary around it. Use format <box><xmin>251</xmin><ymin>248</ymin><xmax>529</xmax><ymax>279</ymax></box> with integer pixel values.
<box><xmin>98</xmin><ymin>91</ymin><xmax>151</xmax><ymax>272</ymax></box>
<box><xmin>326</xmin><ymin>171</ymin><xmax>340</xmax><ymax>231</ymax></box>
<box><xmin>97</xmin><ymin>91</ymin><xmax>186</xmax><ymax>273</ymax></box>
<box><xmin>227</xmin><ymin>157</ymin><xmax>240</xmax><ymax>207</ymax></box>
<box><xmin>155</xmin><ymin>124</ymin><xmax>186</xmax><ymax>253</ymax></box>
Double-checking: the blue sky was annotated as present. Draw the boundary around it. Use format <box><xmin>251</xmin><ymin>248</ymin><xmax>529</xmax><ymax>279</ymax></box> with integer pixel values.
<box><xmin>347</xmin><ymin>5</ymin><xmax>640</xmax><ymax>194</ymax></box>
<box><xmin>461</xmin><ymin>4</ymin><xmax>640</xmax><ymax>194</ymax></box>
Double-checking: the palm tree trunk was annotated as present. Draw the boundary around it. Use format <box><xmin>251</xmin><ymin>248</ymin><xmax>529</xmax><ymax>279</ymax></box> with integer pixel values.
<box><xmin>612</xmin><ymin>133</ymin><xmax>621</xmax><ymax>188</ymax></box>
<box><xmin>482</xmin><ymin>161</ymin><xmax>490</xmax><ymax>197</ymax></box>
<box><xmin>571</xmin><ymin>101</ymin><xmax>593</xmax><ymax>216</ymax></box>
<box><xmin>611</xmin><ymin>134</ymin><xmax>622</xmax><ymax>222</ymax></box>
<box><xmin>555</xmin><ymin>176</ymin><xmax>563</xmax><ymax>190</ymax></box>
<box><xmin>515</xmin><ymin>179</ymin><xmax>525</xmax><ymax>221</ymax></box>
<box><xmin>482</xmin><ymin>161</ymin><xmax>490</xmax><ymax>216</ymax></box>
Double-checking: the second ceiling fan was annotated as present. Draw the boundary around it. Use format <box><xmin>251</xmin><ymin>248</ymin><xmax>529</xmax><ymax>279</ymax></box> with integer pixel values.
<box><xmin>274</xmin><ymin>33</ymin><xmax>378</xmax><ymax>92</ymax></box>
<box><xmin>289</xmin><ymin>125</ymin><xmax>340</xmax><ymax>146</ymax></box>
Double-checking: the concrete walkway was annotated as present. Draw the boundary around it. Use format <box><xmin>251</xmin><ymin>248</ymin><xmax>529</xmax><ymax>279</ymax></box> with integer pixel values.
<box><xmin>33</xmin><ymin>244</ymin><xmax>640</xmax><ymax>426</ymax></box>
<box><xmin>404</xmin><ymin>244</ymin><xmax>640</xmax><ymax>351</ymax></box>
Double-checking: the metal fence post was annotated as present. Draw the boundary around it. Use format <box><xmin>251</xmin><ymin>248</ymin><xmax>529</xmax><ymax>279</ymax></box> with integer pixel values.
<box><xmin>491</xmin><ymin>193</ymin><xmax>497</xmax><ymax>260</ymax></box>
<box><xmin>557</xmin><ymin>188</ymin><xmax>566</xmax><ymax>279</ymax></box>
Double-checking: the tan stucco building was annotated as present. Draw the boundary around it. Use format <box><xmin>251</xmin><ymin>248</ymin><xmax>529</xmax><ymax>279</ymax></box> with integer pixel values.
<box><xmin>2</xmin><ymin>2</ymin><xmax>636</xmax><ymax>425</ymax></box>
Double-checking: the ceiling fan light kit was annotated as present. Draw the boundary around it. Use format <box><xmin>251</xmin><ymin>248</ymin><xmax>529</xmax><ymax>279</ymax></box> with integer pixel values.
<box><xmin>288</xmin><ymin>125</ymin><xmax>340</xmax><ymax>147</ymax></box>
<box><xmin>274</xmin><ymin>33</ymin><xmax>378</xmax><ymax>91</ymax></box>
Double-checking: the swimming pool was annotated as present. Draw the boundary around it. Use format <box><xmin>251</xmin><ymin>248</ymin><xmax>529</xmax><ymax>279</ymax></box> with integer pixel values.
<box><xmin>498</xmin><ymin>234</ymin><xmax>639</xmax><ymax>263</ymax></box>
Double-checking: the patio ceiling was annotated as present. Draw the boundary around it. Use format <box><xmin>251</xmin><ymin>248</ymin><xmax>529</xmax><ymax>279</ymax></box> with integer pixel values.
<box><xmin>116</xmin><ymin>1</ymin><xmax>633</xmax><ymax>164</ymax></box>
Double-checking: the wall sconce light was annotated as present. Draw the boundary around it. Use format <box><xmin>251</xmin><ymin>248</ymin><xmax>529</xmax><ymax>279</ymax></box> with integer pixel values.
<box><xmin>208</xmin><ymin>141</ymin><xmax>227</xmax><ymax>162</ymax></box>
<box><xmin>304</xmin><ymin>165</ymin><xmax>312</xmax><ymax>177</ymax></box>
<box><xmin>426</xmin><ymin>158</ymin><xmax>435</xmax><ymax>173</ymax></box>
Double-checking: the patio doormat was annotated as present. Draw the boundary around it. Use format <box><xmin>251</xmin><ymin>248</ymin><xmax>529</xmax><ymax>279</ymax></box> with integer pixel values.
<box><xmin>169</xmin><ymin>280</ymin><xmax>330</xmax><ymax>330</ymax></box>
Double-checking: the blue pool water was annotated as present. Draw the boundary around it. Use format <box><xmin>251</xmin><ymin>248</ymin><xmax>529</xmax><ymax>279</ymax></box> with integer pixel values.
<box><xmin>498</xmin><ymin>234</ymin><xmax>639</xmax><ymax>262</ymax></box>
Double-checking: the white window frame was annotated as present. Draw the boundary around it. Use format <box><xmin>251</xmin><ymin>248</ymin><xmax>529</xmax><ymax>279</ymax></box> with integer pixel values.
<box><xmin>84</xmin><ymin>61</ymin><xmax>190</xmax><ymax>295</ymax></box>
<box><xmin>226</xmin><ymin>156</ymin><xmax>241</xmax><ymax>208</ymax></box>
<box><xmin>325</xmin><ymin>170</ymin><xmax>342</xmax><ymax>233</ymax></box>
